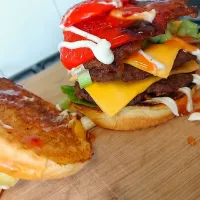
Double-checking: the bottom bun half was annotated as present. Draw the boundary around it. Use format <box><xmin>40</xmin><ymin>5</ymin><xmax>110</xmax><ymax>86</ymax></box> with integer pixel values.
<box><xmin>70</xmin><ymin>87</ymin><xmax>197</xmax><ymax>131</ymax></box>
<box><xmin>0</xmin><ymin>127</ymin><xmax>87</xmax><ymax>180</ymax></box>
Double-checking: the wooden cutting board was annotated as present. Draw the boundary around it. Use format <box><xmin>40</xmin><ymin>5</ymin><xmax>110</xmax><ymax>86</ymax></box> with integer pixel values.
<box><xmin>2</xmin><ymin>62</ymin><xmax>200</xmax><ymax>200</ymax></box>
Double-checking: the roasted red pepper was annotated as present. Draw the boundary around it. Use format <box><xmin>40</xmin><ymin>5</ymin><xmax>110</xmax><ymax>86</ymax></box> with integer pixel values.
<box><xmin>60</xmin><ymin>4</ymin><xmax>147</xmax><ymax>69</ymax></box>
<box><xmin>61</xmin><ymin>27</ymin><xmax>135</xmax><ymax>69</ymax></box>
<box><xmin>61</xmin><ymin>0</ymin><xmax>119</xmax><ymax>27</ymax></box>
<box><xmin>60</xmin><ymin>0</ymin><xmax>198</xmax><ymax>70</ymax></box>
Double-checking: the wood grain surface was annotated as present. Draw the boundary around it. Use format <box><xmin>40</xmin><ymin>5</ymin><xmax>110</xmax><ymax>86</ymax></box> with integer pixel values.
<box><xmin>2</xmin><ymin>62</ymin><xmax>200</xmax><ymax>200</ymax></box>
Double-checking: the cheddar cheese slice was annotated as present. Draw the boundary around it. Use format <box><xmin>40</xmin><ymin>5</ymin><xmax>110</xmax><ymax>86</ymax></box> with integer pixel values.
<box><xmin>86</xmin><ymin>77</ymin><xmax>161</xmax><ymax>117</ymax></box>
<box><xmin>125</xmin><ymin>38</ymin><xmax>199</xmax><ymax>79</ymax></box>
<box><xmin>85</xmin><ymin>60</ymin><xmax>199</xmax><ymax>116</ymax></box>
<box><xmin>172</xmin><ymin>60</ymin><xmax>199</xmax><ymax>75</ymax></box>
<box><xmin>125</xmin><ymin>42</ymin><xmax>180</xmax><ymax>78</ymax></box>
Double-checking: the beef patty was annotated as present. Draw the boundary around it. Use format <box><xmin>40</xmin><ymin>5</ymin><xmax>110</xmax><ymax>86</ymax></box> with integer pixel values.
<box><xmin>75</xmin><ymin>73</ymin><xmax>193</xmax><ymax>106</ymax></box>
<box><xmin>85</xmin><ymin>49</ymin><xmax>196</xmax><ymax>82</ymax></box>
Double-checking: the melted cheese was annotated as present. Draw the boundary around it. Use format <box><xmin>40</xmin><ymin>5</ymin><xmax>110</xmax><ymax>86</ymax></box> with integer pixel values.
<box><xmin>86</xmin><ymin>77</ymin><xmax>160</xmax><ymax>116</ymax></box>
<box><xmin>85</xmin><ymin>60</ymin><xmax>199</xmax><ymax>116</ymax></box>
<box><xmin>171</xmin><ymin>37</ymin><xmax>198</xmax><ymax>53</ymax></box>
<box><xmin>125</xmin><ymin>41</ymin><xmax>180</xmax><ymax>78</ymax></box>
<box><xmin>172</xmin><ymin>60</ymin><xmax>199</xmax><ymax>74</ymax></box>
<box><xmin>110</xmin><ymin>9</ymin><xmax>156</xmax><ymax>23</ymax></box>
<box><xmin>125</xmin><ymin>37</ymin><xmax>199</xmax><ymax>78</ymax></box>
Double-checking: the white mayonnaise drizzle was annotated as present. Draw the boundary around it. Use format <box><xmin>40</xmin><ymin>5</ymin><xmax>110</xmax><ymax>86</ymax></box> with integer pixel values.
<box><xmin>111</xmin><ymin>9</ymin><xmax>156</xmax><ymax>23</ymax></box>
<box><xmin>178</xmin><ymin>87</ymin><xmax>193</xmax><ymax>113</ymax></box>
<box><xmin>138</xmin><ymin>50</ymin><xmax>166</xmax><ymax>70</ymax></box>
<box><xmin>192</xmin><ymin>49</ymin><xmax>200</xmax><ymax>61</ymax></box>
<box><xmin>192</xmin><ymin>74</ymin><xmax>200</xmax><ymax>85</ymax></box>
<box><xmin>188</xmin><ymin>113</ymin><xmax>200</xmax><ymax>121</ymax></box>
<box><xmin>100</xmin><ymin>0</ymin><xmax>123</xmax><ymax>8</ymax></box>
<box><xmin>63</xmin><ymin>26</ymin><xmax>100</xmax><ymax>43</ymax></box>
<box><xmin>0</xmin><ymin>120</ymin><xmax>13</xmax><ymax>129</ymax></box>
<box><xmin>134</xmin><ymin>9</ymin><xmax>156</xmax><ymax>23</ymax></box>
<box><xmin>59</xmin><ymin>26</ymin><xmax>114</xmax><ymax>65</ymax></box>
<box><xmin>145</xmin><ymin>97</ymin><xmax>179</xmax><ymax>116</ymax></box>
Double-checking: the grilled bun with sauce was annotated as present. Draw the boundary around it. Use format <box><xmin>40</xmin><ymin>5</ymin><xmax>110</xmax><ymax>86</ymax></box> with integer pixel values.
<box><xmin>0</xmin><ymin>78</ymin><xmax>92</xmax><ymax>187</ymax></box>
<box><xmin>59</xmin><ymin>0</ymin><xmax>200</xmax><ymax>130</ymax></box>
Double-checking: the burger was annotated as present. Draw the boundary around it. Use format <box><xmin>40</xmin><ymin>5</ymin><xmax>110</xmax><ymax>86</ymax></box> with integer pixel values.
<box><xmin>59</xmin><ymin>0</ymin><xmax>200</xmax><ymax>131</ymax></box>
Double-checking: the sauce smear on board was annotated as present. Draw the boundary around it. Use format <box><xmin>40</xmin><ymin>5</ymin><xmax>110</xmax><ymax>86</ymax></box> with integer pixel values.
<box><xmin>187</xmin><ymin>136</ymin><xmax>196</xmax><ymax>146</ymax></box>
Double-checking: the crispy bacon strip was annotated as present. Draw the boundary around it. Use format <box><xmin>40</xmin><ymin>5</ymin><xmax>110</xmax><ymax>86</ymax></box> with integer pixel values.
<box><xmin>147</xmin><ymin>0</ymin><xmax>198</xmax><ymax>21</ymax></box>
<box><xmin>144</xmin><ymin>0</ymin><xmax>198</xmax><ymax>35</ymax></box>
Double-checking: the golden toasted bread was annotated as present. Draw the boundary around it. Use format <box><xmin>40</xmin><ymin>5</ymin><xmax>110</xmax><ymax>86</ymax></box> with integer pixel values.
<box><xmin>0</xmin><ymin>78</ymin><xmax>92</xmax><ymax>180</ymax></box>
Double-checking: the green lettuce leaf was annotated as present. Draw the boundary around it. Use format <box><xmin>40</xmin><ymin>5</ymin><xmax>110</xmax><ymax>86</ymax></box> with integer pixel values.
<box><xmin>61</xmin><ymin>85</ymin><xmax>97</xmax><ymax>107</ymax></box>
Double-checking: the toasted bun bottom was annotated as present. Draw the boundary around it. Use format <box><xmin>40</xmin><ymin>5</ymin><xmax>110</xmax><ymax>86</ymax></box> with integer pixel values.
<box><xmin>70</xmin><ymin>87</ymin><xmax>197</xmax><ymax>131</ymax></box>
<box><xmin>0</xmin><ymin>126</ymin><xmax>87</xmax><ymax>180</ymax></box>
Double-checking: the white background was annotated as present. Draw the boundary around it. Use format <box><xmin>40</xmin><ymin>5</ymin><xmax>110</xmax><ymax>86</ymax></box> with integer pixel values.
<box><xmin>0</xmin><ymin>0</ymin><xmax>81</xmax><ymax>78</ymax></box>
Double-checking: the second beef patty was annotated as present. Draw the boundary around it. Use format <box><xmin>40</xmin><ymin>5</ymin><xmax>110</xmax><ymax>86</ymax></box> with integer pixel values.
<box><xmin>75</xmin><ymin>73</ymin><xmax>193</xmax><ymax>106</ymax></box>
<box><xmin>85</xmin><ymin>50</ymin><xmax>196</xmax><ymax>82</ymax></box>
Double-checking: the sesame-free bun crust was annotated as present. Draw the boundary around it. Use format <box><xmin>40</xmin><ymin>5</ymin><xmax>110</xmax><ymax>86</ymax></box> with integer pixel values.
<box><xmin>70</xmin><ymin>87</ymin><xmax>197</xmax><ymax>131</ymax></box>
<box><xmin>0</xmin><ymin>78</ymin><xmax>92</xmax><ymax>180</ymax></box>
<box><xmin>0</xmin><ymin>126</ymin><xmax>87</xmax><ymax>180</ymax></box>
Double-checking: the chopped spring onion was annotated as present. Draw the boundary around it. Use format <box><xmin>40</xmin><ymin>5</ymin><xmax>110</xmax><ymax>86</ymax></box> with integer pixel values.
<box><xmin>57</xmin><ymin>97</ymin><xmax>71</xmax><ymax>111</ymax></box>
<box><xmin>0</xmin><ymin>173</ymin><xmax>19</xmax><ymax>189</ymax></box>
<box><xmin>178</xmin><ymin>27</ymin><xmax>198</xmax><ymax>38</ymax></box>
<box><xmin>197</xmin><ymin>33</ymin><xmax>200</xmax><ymax>39</ymax></box>
<box><xmin>61</xmin><ymin>85</ymin><xmax>97</xmax><ymax>107</ymax></box>
<box><xmin>150</xmin><ymin>35</ymin><xmax>161</xmax><ymax>43</ymax></box>
<box><xmin>160</xmin><ymin>30</ymin><xmax>172</xmax><ymax>43</ymax></box>
<box><xmin>177</xmin><ymin>20</ymin><xmax>198</xmax><ymax>38</ymax></box>
<box><xmin>167</xmin><ymin>20</ymin><xmax>182</xmax><ymax>34</ymax></box>
<box><xmin>167</xmin><ymin>20</ymin><xmax>198</xmax><ymax>38</ymax></box>
<box><xmin>78</xmin><ymin>70</ymin><xmax>92</xmax><ymax>89</ymax></box>
<box><xmin>81</xmin><ymin>116</ymin><xmax>96</xmax><ymax>131</ymax></box>
<box><xmin>150</xmin><ymin>30</ymin><xmax>172</xmax><ymax>44</ymax></box>
<box><xmin>167</xmin><ymin>20</ymin><xmax>200</xmax><ymax>39</ymax></box>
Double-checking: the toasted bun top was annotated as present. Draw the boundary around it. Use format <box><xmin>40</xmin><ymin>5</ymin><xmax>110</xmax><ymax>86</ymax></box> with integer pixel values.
<box><xmin>0</xmin><ymin>78</ymin><xmax>92</xmax><ymax>180</ymax></box>
<box><xmin>70</xmin><ymin>86</ymin><xmax>197</xmax><ymax>131</ymax></box>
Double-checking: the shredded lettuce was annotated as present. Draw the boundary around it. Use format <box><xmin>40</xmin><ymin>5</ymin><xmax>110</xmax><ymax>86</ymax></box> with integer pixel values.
<box><xmin>150</xmin><ymin>30</ymin><xmax>172</xmax><ymax>44</ymax></box>
<box><xmin>61</xmin><ymin>85</ymin><xmax>97</xmax><ymax>107</ymax></box>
